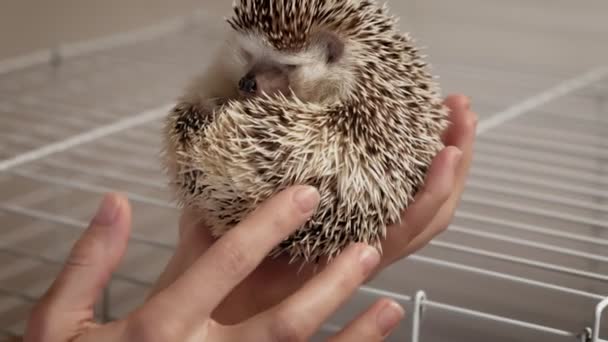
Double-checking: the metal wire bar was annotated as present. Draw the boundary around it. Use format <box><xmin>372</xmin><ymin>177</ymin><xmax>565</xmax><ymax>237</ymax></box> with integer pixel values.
<box><xmin>0</xmin><ymin>9</ymin><xmax>212</xmax><ymax>75</ymax></box>
<box><xmin>467</xmin><ymin>179</ymin><xmax>608</xmax><ymax>214</ymax></box>
<box><xmin>65</xmin><ymin>145</ymin><xmax>161</xmax><ymax>171</ymax></box>
<box><xmin>358</xmin><ymin>286</ymin><xmax>413</xmax><ymax>303</ymax></box>
<box><xmin>112</xmin><ymin>127</ymin><xmax>163</xmax><ymax>145</ymax></box>
<box><xmin>2</xmin><ymin>134</ymin><xmax>167</xmax><ymax>187</ymax></box>
<box><xmin>1</xmin><ymin>116</ymin><xmax>76</xmax><ymax>139</ymax></box>
<box><xmin>0</xmin><ymin>132</ymin><xmax>52</xmax><ymax>147</ymax></box>
<box><xmin>498</xmin><ymin>124</ymin><xmax>608</xmax><ymax>146</ymax></box>
<box><xmin>592</xmin><ymin>297</ymin><xmax>608</xmax><ymax>342</ymax></box>
<box><xmin>463</xmin><ymin>193</ymin><xmax>608</xmax><ymax>230</ymax></box>
<box><xmin>471</xmin><ymin>166</ymin><xmax>608</xmax><ymax>200</ymax></box>
<box><xmin>360</xmin><ymin>283</ymin><xmax>590</xmax><ymax>340</ymax></box>
<box><xmin>411</xmin><ymin>291</ymin><xmax>426</xmax><ymax>342</ymax></box>
<box><xmin>14</xmin><ymin>95</ymin><xmax>125</xmax><ymax>122</ymax></box>
<box><xmin>430</xmin><ymin>240</ymin><xmax>608</xmax><ymax>282</ymax></box>
<box><xmin>0</xmin><ymin>245</ymin><xmax>152</xmax><ymax>288</ymax></box>
<box><xmin>0</xmin><ymin>121</ymin><xmax>74</xmax><ymax>147</ymax></box>
<box><xmin>10</xmin><ymin>169</ymin><xmax>173</xmax><ymax>209</ymax></box>
<box><xmin>475</xmin><ymin>141</ymin><xmax>600</xmax><ymax>173</ymax></box>
<box><xmin>423</xmin><ymin>300</ymin><xmax>577</xmax><ymax>338</ymax></box>
<box><xmin>96</xmin><ymin>137</ymin><xmax>161</xmax><ymax>157</ymax></box>
<box><xmin>505</xmin><ymin>108</ymin><xmax>608</xmax><ymax>127</ymax></box>
<box><xmin>477</xmin><ymin>66</ymin><xmax>608</xmax><ymax>134</ymax></box>
<box><xmin>410</xmin><ymin>255</ymin><xmax>604</xmax><ymax>300</ymax></box>
<box><xmin>449</xmin><ymin>225</ymin><xmax>608</xmax><ymax>263</ymax></box>
<box><xmin>455</xmin><ymin>211</ymin><xmax>608</xmax><ymax>248</ymax></box>
<box><xmin>0</xmin><ymin>288</ymin><xmax>37</xmax><ymax>303</ymax></box>
<box><xmin>0</xmin><ymin>203</ymin><xmax>174</xmax><ymax>250</ymax></box>
<box><xmin>0</xmin><ymin>105</ymin><xmax>171</xmax><ymax>172</ymax></box>
<box><xmin>40</xmin><ymin>159</ymin><xmax>166</xmax><ymax>190</ymax></box>
<box><xmin>481</xmin><ymin>132</ymin><xmax>608</xmax><ymax>159</ymax></box>
<box><xmin>1</xmin><ymin>101</ymin><xmax>112</xmax><ymax>131</ymax></box>
<box><xmin>473</xmin><ymin>154</ymin><xmax>608</xmax><ymax>187</ymax></box>
<box><xmin>450</xmin><ymin>225</ymin><xmax>608</xmax><ymax>262</ymax></box>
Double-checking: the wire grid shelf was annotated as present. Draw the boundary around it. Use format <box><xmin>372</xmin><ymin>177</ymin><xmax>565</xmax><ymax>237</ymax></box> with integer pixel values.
<box><xmin>1</xmin><ymin>12</ymin><xmax>608</xmax><ymax>342</ymax></box>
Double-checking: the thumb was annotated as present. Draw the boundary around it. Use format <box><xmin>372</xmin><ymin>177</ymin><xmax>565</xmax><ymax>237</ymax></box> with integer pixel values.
<box><xmin>41</xmin><ymin>193</ymin><xmax>132</xmax><ymax>313</ymax></box>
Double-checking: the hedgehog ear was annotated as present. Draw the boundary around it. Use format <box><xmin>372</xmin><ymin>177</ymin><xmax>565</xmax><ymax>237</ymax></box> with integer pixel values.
<box><xmin>314</xmin><ymin>30</ymin><xmax>344</xmax><ymax>64</ymax></box>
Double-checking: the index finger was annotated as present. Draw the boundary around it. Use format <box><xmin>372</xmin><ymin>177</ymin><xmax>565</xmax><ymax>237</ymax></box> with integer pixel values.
<box><xmin>149</xmin><ymin>185</ymin><xmax>320</xmax><ymax>320</ymax></box>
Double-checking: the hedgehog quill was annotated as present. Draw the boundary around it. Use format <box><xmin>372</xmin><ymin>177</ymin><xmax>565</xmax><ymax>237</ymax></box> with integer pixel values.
<box><xmin>163</xmin><ymin>0</ymin><xmax>449</xmax><ymax>264</ymax></box>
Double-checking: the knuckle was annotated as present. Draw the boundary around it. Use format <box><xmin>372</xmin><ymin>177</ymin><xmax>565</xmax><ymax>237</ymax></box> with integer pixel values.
<box><xmin>127</xmin><ymin>312</ymin><xmax>185</xmax><ymax>342</ymax></box>
<box><xmin>436</xmin><ymin>215</ymin><xmax>452</xmax><ymax>233</ymax></box>
<box><xmin>439</xmin><ymin>186</ymin><xmax>453</xmax><ymax>204</ymax></box>
<box><xmin>268</xmin><ymin>313</ymin><xmax>306</xmax><ymax>342</ymax></box>
<box><xmin>336</xmin><ymin>265</ymin><xmax>360</xmax><ymax>291</ymax></box>
<box><xmin>214</xmin><ymin>238</ymin><xmax>251</xmax><ymax>278</ymax></box>
<box><xmin>25</xmin><ymin>302</ymin><xmax>55</xmax><ymax>338</ymax></box>
<box><xmin>424</xmin><ymin>184</ymin><xmax>451</xmax><ymax>207</ymax></box>
<box><xmin>66</xmin><ymin>235</ymin><xmax>102</xmax><ymax>269</ymax></box>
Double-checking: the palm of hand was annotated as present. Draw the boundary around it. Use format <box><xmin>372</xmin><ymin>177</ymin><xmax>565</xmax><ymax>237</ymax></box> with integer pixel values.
<box><xmin>151</xmin><ymin>95</ymin><xmax>476</xmax><ymax>325</ymax></box>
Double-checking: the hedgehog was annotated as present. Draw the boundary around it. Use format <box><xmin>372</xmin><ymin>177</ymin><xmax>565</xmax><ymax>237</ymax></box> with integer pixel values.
<box><xmin>163</xmin><ymin>0</ymin><xmax>449</xmax><ymax>264</ymax></box>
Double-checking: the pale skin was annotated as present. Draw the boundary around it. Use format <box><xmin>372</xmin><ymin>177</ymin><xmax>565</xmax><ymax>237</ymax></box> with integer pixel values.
<box><xmin>20</xmin><ymin>94</ymin><xmax>476</xmax><ymax>341</ymax></box>
<box><xmin>21</xmin><ymin>189</ymin><xmax>403</xmax><ymax>342</ymax></box>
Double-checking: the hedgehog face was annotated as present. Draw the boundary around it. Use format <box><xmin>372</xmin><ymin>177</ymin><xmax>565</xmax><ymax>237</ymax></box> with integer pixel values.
<box><xmin>232</xmin><ymin>28</ymin><xmax>352</xmax><ymax>104</ymax></box>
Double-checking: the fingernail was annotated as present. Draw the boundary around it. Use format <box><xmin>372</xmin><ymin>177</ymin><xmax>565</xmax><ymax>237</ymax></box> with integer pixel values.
<box><xmin>293</xmin><ymin>186</ymin><xmax>320</xmax><ymax>213</ymax></box>
<box><xmin>377</xmin><ymin>301</ymin><xmax>405</xmax><ymax>337</ymax></box>
<box><xmin>465</xmin><ymin>96</ymin><xmax>472</xmax><ymax>110</ymax></box>
<box><xmin>93</xmin><ymin>194</ymin><xmax>120</xmax><ymax>226</ymax></box>
<box><xmin>359</xmin><ymin>245</ymin><xmax>380</xmax><ymax>274</ymax></box>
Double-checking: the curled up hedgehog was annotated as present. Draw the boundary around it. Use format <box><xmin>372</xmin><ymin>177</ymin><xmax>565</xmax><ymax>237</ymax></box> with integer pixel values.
<box><xmin>163</xmin><ymin>0</ymin><xmax>449</xmax><ymax>264</ymax></box>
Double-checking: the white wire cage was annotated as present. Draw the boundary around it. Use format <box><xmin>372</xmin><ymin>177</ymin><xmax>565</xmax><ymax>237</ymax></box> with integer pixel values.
<box><xmin>1</xmin><ymin>4</ymin><xmax>608</xmax><ymax>342</ymax></box>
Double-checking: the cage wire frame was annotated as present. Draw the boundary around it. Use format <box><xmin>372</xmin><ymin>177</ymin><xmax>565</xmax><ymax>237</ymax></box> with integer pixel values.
<box><xmin>0</xmin><ymin>9</ymin><xmax>608</xmax><ymax>342</ymax></box>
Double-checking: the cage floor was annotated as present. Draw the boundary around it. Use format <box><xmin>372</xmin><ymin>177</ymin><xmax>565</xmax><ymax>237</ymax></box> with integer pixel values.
<box><xmin>1</xmin><ymin>1</ymin><xmax>608</xmax><ymax>341</ymax></box>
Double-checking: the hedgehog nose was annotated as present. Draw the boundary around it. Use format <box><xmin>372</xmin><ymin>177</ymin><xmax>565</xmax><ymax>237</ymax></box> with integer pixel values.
<box><xmin>239</xmin><ymin>75</ymin><xmax>257</xmax><ymax>94</ymax></box>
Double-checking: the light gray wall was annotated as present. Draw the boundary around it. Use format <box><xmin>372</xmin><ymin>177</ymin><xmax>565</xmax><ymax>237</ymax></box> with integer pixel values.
<box><xmin>3</xmin><ymin>0</ymin><xmax>606</xmax><ymax>76</ymax></box>
<box><xmin>0</xmin><ymin>0</ymin><xmax>221</xmax><ymax>61</ymax></box>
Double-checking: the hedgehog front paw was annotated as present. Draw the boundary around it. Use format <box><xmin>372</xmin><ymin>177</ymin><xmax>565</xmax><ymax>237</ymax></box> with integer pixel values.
<box><xmin>171</xmin><ymin>99</ymin><xmax>221</xmax><ymax>146</ymax></box>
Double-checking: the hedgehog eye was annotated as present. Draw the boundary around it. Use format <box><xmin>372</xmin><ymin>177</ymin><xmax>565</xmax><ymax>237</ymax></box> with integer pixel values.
<box><xmin>285</xmin><ymin>64</ymin><xmax>299</xmax><ymax>71</ymax></box>
<box><xmin>313</xmin><ymin>30</ymin><xmax>344</xmax><ymax>64</ymax></box>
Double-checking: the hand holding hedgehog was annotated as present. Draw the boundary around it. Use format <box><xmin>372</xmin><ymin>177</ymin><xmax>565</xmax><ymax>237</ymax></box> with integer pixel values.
<box><xmin>164</xmin><ymin>0</ymin><xmax>459</xmax><ymax>264</ymax></box>
<box><xmin>155</xmin><ymin>95</ymin><xmax>477</xmax><ymax>324</ymax></box>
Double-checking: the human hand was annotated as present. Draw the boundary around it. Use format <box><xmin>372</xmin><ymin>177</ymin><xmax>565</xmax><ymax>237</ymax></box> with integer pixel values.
<box><xmin>21</xmin><ymin>190</ymin><xmax>405</xmax><ymax>342</ymax></box>
<box><xmin>375</xmin><ymin>94</ymin><xmax>477</xmax><ymax>269</ymax></box>
<box><xmin>151</xmin><ymin>93</ymin><xmax>477</xmax><ymax>324</ymax></box>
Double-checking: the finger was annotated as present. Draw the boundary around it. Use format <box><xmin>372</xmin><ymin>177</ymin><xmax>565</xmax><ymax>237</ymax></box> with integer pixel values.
<box><xmin>443</xmin><ymin>94</ymin><xmax>478</xmax><ymax>189</ymax></box>
<box><xmin>242</xmin><ymin>243</ymin><xmax>380</xmax><ymax>342</ymax></box>
<box><xmin>438</xmin><ymin>94</ymin><xmax>478</xmax><ymax>222</ymax></box>
<box><xmin>38</xmin><ymin>193</ymin><xmax>131</xmax><ymax>312</ymax></box>
<box><xmin>150</xmin><ymin>185</ymin><xmax>320</xmax><ymax>320</ymax></box>
<box><xmin>386</xmin><ymin>146</ymin><xmax>461</xmax><ymax>244</ymax></box>
<box><xmin>403</xmin><ymin>99</ymin><xmax>477</xmax><ymax>254</ymax></box>
<box><xmin>328</xmin><ymin>299</ymin><xmax>405</xmax><ymax>342</ymax></box>
<box><xmin>442</xmin><ymin>94</ymin><xmax>474</xmax><ymax>147</ymax></box>
<box><xmin>147</xmin><ymin>209</ymin><xmax>212</xmax><ymax>300</ymax></box>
